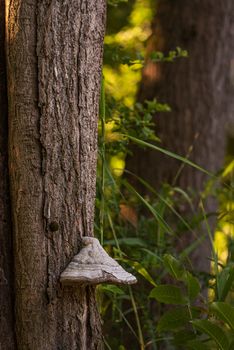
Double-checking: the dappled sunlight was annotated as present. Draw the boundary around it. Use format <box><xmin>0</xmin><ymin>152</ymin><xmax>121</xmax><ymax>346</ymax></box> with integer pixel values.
<box><xmin>214</xmin><ymin>227</ymin><xmax>231</xmax><ymax>262</ymax></box>
<box><xmin>105</xmin><ymin>0</ymin><xmax>153</xmax><ymax>47</ymax></box>
<box><xmin>109</xmin><ymin>155</ymin><xmax>126</xmax><ymax>177</ymax></box>
<box><xmin>130</xmin><ymin>0</ymin><xmax>153</xmax><ymax>27</ymax></box>
<box><xmin>105</xmin><ymin>26</ymin><xmax>151</xmax><ymax>46</ymax></box>
<box><xmin>104</xmin><ymin>121</ymin><xmax>121</xmax><ymax>142</ymax></box>
<box><xmin>214</xmin><ymin>207</ymin><xmax>234</xmax><ymax>263</ymax></box>
<box><xmin>104</xmin><ymin>0</ymin><xmax>154</xmax><ymax>108</ymax></box>
<box><xmin>103</xmin><ymin>65</ymin><xmax>141</xmax><ymax>106</ymax></box>
<box><xmin>214</xmin><ymin>158</ymin><xmax>234</xmax><ymax>264</ymax></box>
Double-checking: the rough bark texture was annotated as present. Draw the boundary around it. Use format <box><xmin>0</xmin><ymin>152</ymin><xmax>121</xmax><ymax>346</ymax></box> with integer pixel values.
<box><xmin>6</xmin><ymin>0</ymin><xmax>106</xmax><ymax>349</ymax></box>
<box><xmin>127</xmin><ymin>0</ymin><xmax>234</xmax><ymax>272</ymax></box>
<box><xmin>0</xmin><ymin>1</ymin><xmax>16</xmax><ymax>348</ymax></box>
<box><xmin>129</xmin><ymin>0</ymin><xmax>234</xmax><ymax>191</ymax></box>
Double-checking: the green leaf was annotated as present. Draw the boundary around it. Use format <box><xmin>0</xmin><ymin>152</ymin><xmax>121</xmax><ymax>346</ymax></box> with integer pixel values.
<box><xmin>184</xmin><ymin>272</ymin><xmax>200</xmax><ymax>301</ymax></box>
<box><xmin>218</xmin><ymin>266</ymin><xmax>234</xmax><ymax>301</ymax></box>
<box><xmin>99</xmin><ymin>284</ymin><xmax>125</xmax><ymax>295</ymax></box>
<box><xmin>149</xmin><ymin>285</ymin><xmax>187</xmax><ymax>305</ymax></box>
<box><xmin>186</xmin><ymin>339</ymin><xmax>212</xmax><ymax>350</ymax></box>
<box><xmin>163</xmin><ymin>254</ymin><xmax>184</xmax><ymax>280</ymax></box>
<box><xmin>157</xmin><ymin>307</ymin><xmax>191</xmax><ymax>332</ymax></box>
<box><xmin>191</xmin><ymin>320</ymin><xmax>230</xmax><ymax>350</ymax></box>
<box><xmin>210</xmin><ymin>302</ymin><xmax>234</xmax><ymax>331</ymax></box>
<box><xmin>222</xmin><ymin>160</ymin><xmax>234</xmax><ymax>178</ymax></box>
<box><xmin>118</xmin><ymin>346</ymin><xmax>126</xmax><ymax>350</ymax></box>
<box><xmin>122</xmin><ymin>259</ymin><xmax>157</xmax><ymax>287</ymax></box>
<box><xmin>173</xmin><ymin>330</ymin><xmax>196</xmax><ymax>346</ymax></box>
<box><xmin>228</xmin><ymin>339</ymin><xmax>234</xmax><ymax>350</ymax></box>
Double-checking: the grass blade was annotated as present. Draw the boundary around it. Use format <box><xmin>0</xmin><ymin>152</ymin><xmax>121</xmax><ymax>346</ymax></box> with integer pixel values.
<box><xmin>191</xmin><ymin>320</ymin><xmax>230</xmax><ymax>350</ymax></box>
<box><xmin>124</xmin><ymin>134</ymin><xmax>213</xmax><ymax>176</ymax></box>
<box><xmin>210</xmin><ymin>302</ymin><xmax>234</xmax><ymax>331</ymax></box>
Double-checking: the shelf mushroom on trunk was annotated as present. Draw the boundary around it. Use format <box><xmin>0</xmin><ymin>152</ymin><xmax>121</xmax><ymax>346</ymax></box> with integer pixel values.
<box><xmin>60</xmin><ymin>237</ymin><xmax>137</xmax><ymax>285</ymax></box>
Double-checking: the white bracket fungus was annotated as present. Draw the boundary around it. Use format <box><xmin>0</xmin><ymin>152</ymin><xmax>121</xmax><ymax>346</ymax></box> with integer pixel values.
<box><xmin>60</xmin><ymin>237</ymin><xmax>137</xmax><ymax>285</ymax></box>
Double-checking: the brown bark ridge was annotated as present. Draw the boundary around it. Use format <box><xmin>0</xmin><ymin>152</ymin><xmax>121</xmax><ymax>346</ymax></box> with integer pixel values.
<box><xmin>0</xmin><ymin>0</ymin><xmax>16</xmax><ymax>349</ymax></box>
<box><xmin>6</xmin><ymin>0</ymin><xmax>106</xmax><ymax>349</ymax></box>
<box><xmin>129</xmin><ymin>0</ymin><xmax>234</xmax><ymax>191</ymax></box>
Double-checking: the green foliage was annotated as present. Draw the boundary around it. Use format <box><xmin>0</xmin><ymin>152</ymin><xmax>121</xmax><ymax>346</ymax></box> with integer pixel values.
<box><xmin>156</xmin><ymin>307</ymin><xmax>193</xmax><ymax>332</ymax></box>
<box><xmin>105</xmin><ymin>47</ymin><xmax>188</xmax><ymax>68</ymax></box>
<box><xmin>191</xmin><ymin>320</ymin><xmax>230</xmax><ymax>350</ymax></box>
<box><xmin>102</xmin><ymin>98</ymin><xmax>165</xmax><ymax>157</ymax></box>
<box><xmin>216</xmin><ymin>265</ymin><xmax>234</xmax><ymax>302</ymax></box>
<box><xmin>185</xmin><ymin>272</ymin><xmax>200</xmax><ymax>301</ymax></box>
<box><xmin>122</xmin><ymin>258</ymin><xmax>157</xmax><ymax>286</ymax></box>
<box><xmin>163</xmin><ymin>254</ymin><xmax>184</xmax><ymax>280</ymax></box>
<box><xmin>210</xmin><ymin>302</ymin><xmax>234</xmax><ymax>331</ymax></box>
<box><xmin>186</xmin><ymin>340</ymin><xmax>212</xmax><ymax>350</ymax></box>
<box><xmin>150</xmin><ymin>47</ymin><xmax>188</xmax><ymax>62</ymax></box>
<box><xmin>150</xmin><ymin>285</ymin><xmax>187</xmax><ymax>305</ymax></box>
<box><xmin>96</xmin><ymin>1</ymin><xmax>234</xmax><ymax>349</ymax></box>
<box><xmin>150</xmin><ymin>252</ymin><xmax>234</xmax><ymax>349</ymax></box>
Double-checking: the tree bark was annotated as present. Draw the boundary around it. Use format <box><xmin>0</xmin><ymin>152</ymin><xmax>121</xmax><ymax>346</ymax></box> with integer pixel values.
<box><xmin>129</xmin><ymin>0</ymin><xmax>234</xmax><ymax>191</ymax></box>
<box><xmin>0</xmin><ymin>1</ymin><xmax>16</xmax><ymax>348</ymax></box>
<box><xmin>6</xmin><ymin>1</ymin><xmax>106</xmax><ymax>349</ymax></box>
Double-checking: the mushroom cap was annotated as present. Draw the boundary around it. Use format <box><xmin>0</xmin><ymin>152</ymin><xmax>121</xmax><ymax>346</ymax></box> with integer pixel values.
<box><xmin>60</xmin><ymin>237</ymin><xmax>137</xmax><ymax>285</ymax></box>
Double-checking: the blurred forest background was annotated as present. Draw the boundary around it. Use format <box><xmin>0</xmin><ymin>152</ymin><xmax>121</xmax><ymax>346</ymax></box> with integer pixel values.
<box><xmin>96</xmin><ymin>1</ymin><xmax>234</xmax><ymax>349</ymax></box>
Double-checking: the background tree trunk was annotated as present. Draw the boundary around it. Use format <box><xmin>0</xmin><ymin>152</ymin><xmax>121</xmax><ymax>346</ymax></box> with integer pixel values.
<box><xmin>5</xmin><ymin>1</ymin><xmax>106</xmax><ymax>349</ymax></box>
<box><xmin>0</xmin><ymin>1</ymin><xmax>16</xmax><ymax>348</ymax></box>
<box><xmin>129</xmin><ymin>0</ymin><xmax>234</xmax><ymax>190</ymax></box>
<box><xmin>127</xmin><ymin>0</ymin><xmax>234</xmax><ymax>270</ymax></box>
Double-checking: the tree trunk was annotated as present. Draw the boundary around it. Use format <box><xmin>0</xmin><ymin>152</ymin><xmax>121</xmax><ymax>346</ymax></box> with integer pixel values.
<box><xmin>5</xmin><ymin>1</ymin><xmax>106</xmax><ymax>349</ymax></box>
<box><xmin>127</xmin><ymin>1</ymin><xmax>234</xmax><ymax>271</ymax></box>
<box><xmin>129</xmin><ymin>0</ymin><xmax>234</xmax><ymax>191</ymax></box>
<box><xmin>0</xmin><ymin>1</ymin><xmax>16</xmax><ymax>348</ymax></box>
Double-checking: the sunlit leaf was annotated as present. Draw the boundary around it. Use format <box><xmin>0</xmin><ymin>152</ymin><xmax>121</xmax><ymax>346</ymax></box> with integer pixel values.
<box><xmin>222</xmin><ymin>160</ymin><xmax>234</xmax><ymax>178</ymax></box>
<box><xmin>122</xmin><ymin>258</ymin><xmax>156</xmax><ymax>287</ymax></box>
